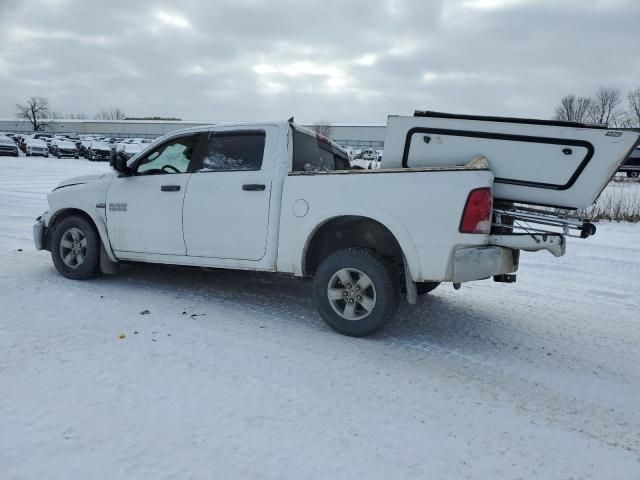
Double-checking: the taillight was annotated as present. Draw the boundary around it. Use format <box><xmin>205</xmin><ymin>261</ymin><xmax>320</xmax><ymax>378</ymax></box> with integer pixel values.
<box><xmin>459</xmin><ymin>188</ymin><xmax>493</xmax><ymax>234</ymax></box>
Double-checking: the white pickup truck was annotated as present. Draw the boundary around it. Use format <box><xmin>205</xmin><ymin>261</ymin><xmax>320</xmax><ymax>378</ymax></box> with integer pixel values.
<box><xmin>33</xmin><ymin>115</ymin><xmax>639</xmax><ymax>336</ymax></box>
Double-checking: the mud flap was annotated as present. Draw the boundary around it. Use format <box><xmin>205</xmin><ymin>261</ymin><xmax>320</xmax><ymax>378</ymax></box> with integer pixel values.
<box><xmin>100</xmin><ymin>242</ymin><xmax>120</xmax><ymax>274</ymax></box>
<box><xmin>403</xmin><ymin>254</ymin><xmax>417</xmax><ymax>305</ymax></box>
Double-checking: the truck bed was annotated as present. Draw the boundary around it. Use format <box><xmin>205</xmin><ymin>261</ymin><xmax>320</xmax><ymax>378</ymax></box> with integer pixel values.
<box><xmin>278</xmin><ymin>166</ymin><xmax>495</xmax><ymax>282</ymax></box>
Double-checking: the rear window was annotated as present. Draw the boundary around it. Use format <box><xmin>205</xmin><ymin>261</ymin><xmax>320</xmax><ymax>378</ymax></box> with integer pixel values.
<box><xmin>292</xmin><ymin>129</ymin><xmax>349</xmax><ymax>172</ymax></box>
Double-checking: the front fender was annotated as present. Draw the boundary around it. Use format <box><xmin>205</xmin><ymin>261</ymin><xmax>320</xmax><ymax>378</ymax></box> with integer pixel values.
<box><xmin>45</xmin><ymin>182</ymin><xmax>116</xmax><ymax>262</ymax></box>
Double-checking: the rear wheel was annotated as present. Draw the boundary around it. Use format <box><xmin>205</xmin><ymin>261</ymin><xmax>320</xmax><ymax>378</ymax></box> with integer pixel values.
<box><xmin>628</xmin><ymin>171</ymin><xmax>639</xmax><ymax>178</ymax></box>
<box><xmin>51</xmin><ymin>216</ymin><xmax>100</xmax><ymax>280</ymax></box>
<box><xmin>313</xmin><ymin>248</ymin><xmax>400</xmax><ymax>337</ymax></box>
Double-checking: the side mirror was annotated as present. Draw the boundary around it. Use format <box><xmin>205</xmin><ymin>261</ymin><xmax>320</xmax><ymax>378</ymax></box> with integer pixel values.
<box><xmin>110</xmin><ymin>152</ymin><xmax>134</xmax><ymax>176</ymax></box>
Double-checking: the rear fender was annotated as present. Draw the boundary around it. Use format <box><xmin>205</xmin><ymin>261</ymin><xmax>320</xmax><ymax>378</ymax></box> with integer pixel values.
<box><xmin>295</xmin><ymin>205</ymin><xmax>422</xmax><ymax>281</ymax></box>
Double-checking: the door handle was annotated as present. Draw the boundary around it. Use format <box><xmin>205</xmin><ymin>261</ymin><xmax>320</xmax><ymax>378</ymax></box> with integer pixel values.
<box><xmin>242</xmin><ymin>184</ymin><xmax>266</xmax><ymax>191</ymax></box>
<box><xmin>161</xmin><ymin>185</ymin><xmax>181</xmax><ymax>192</ymax></box>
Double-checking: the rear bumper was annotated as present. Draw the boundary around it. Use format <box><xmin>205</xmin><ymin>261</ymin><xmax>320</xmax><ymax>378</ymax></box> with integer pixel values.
<box><xmin>33</xmin><ymin>216</ymin><xmax>47</xmax><ymax>250</ymax></box>
<box><xmin>451</xmin><ymin>246</ymin><xmax>518</xmax><ymax>283</ymax></box>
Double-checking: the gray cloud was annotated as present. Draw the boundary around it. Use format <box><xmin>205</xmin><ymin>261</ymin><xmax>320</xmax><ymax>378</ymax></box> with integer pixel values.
<box><xmin>1</xmin><ymin>0</ymin><xmax>639</xmax><ymax>123</ymax></box>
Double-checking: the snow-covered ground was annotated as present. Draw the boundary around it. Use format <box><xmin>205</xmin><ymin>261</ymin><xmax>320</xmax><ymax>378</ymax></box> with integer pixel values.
<box><xmin>1</xmin><ymin>156</ymin><xmax>639</xmax><ymax>479</ymax></box>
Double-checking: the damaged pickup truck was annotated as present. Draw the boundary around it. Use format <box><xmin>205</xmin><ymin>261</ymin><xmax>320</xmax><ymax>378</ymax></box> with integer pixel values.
<box><xmin>33</xmin><ymin>114</ymin><xmax>639</xmax><ymax>336</ymax></box>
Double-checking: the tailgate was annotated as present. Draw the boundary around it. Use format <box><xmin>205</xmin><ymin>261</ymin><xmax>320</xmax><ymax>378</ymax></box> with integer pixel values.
<box><xmin>383</xmin><ymin>111</ymin><xmax>640</xmax><ymax>209</ymax></box>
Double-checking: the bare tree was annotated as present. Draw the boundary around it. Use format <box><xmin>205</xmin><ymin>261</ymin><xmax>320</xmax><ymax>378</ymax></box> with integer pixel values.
<box><xmin>588</xmin><ymin>87</ymin><xmax>622</xmax><ymax>127</ymax></box>
<box><xmin>15</xmin><ymin>96</ymin><xmax>51</xmax><ymax>131</ymax></box>
<box><xmin>554</xmin><ymin>95</ymin><xmax>592</xmax><ymax>123</ymax></box>
<box><xmin>95</xmin><ymin>108</ymin><xmax>127</xmax><ymax>120</ymax></box>
<box><xmin>312</xmin><ymin>120</ymin><xmax>333</xmax><ymax>138</ymax></box>
<box><xmin>627</xmin><ymin>87</ymin><xmax>640</xmax><ymax>128</ymax></box>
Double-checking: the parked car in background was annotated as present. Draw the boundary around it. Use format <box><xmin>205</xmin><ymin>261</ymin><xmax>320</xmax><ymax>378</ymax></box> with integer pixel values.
<box><xmin>33</xmin><ymin>133</ymin><xmax>53</xmax><ymax>141</ymax></box>
<box><xmin>25</xmin><ymin>138</ymin><xmax>49</xmax><ymax>157</ymax></box>
<box><xmin>115</xmin><ymin>142</ymin><xmax>142</xmax><ymax>159</ymax></box>
<box><xmin>79</xmin><ymin>140</ymin><xmax>93</xmax><ymax>158</ymax></box>
<box><xmin>86</xmin><ymin>141</ymin><xmax>113</xmax><ymax>161</ymax></box>
<box><xmin>360</xmin><ymin>148</ymin><xmax>378</xmax><ymax>161</ymax></box>
<box><xmin>619</xmin><ymin>146</ymin><xmax>640</xmax><ymax>178</ymax></box>
<box><xmin>50</xmin><ymin>139</ymin><xmax>79</xmax><ymax>158</ymax></box>
<box><xmin>17</xmin><ymin>135</ymin><xmax>29</xmax><ymax>153</ymax></box>
<box><xmin>0</xmin><ymin>135</ymin><xmax>19</xmax><ymax>156</ymax></box>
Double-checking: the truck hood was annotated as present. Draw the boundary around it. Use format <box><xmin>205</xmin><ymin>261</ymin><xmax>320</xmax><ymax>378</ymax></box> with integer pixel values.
<box><xmin>55</xmin><ymin>173</ymin><xmax>112</xmax><ymax>190</ymax></box>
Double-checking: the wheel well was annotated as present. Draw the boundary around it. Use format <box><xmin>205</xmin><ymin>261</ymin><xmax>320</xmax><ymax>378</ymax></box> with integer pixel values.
<box><xmin>47</xmin><ymin>209</ymin><xmax>98</xmax><ymax>249</ymax></box>
<box><xmin>304</xmin><ymin>216</ymin><xmax>404</xmax><ymax>276</ymax></box>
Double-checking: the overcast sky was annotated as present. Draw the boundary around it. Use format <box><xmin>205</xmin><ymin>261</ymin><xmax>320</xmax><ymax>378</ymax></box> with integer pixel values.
<box><xmin>1</xmin><ymin>0</ymin><xmax>639</xmax><ymax>123</ymax></box>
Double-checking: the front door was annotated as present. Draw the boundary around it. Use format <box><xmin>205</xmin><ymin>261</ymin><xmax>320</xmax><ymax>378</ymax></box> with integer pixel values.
<box><xmin>106</xmin><ymin>133</ymin><xmax>204</xmax><ymax>255</ymax></box>
<box><xmin>182</xmin><ymin>126</ymin><xmax>277</xmax><ymax>260</ymax></box>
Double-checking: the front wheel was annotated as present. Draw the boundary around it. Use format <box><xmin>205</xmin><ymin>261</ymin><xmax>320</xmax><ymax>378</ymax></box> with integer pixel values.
<box><xmin>628</xmin><ymin>171</ymin><xmax>639</xmax><ymax>179</ymax></box>
<box><xmin>313</xmin><ymin>248</ymin><xmax>400</xmax><ymax>337</ymax></box>
<box><xmin>51</xmin><ymin>216</ymin><xmax>100</xmax><ymax>280</ymax></box>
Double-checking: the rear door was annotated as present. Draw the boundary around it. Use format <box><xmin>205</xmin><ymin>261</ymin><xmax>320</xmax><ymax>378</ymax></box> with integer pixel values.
<box><xmin>182</xmin><ymin>126</ymin><xmax>277</xmax><ymax>260</ymax></box>
<box><xmin>106</xmin><ymin>132</ymin><xmax>204</xmax><ymax>255</ymax></box>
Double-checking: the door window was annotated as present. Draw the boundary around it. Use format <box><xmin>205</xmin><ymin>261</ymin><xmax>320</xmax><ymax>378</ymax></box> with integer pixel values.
<box><xmin>196</xmin><ymin>130</ymin><xmax>266</xmax><ymax>172</ymax></box>
<box><xmin>136</xmin><ymin>134</ymin><xmax>201</xmax><ymax>175</ymax></box>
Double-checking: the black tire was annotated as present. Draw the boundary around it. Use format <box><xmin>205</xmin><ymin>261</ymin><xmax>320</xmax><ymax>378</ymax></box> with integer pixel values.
<box><xmin>628</xmin><ymin>171</ymin><xmax>639</xmax><ymax>179</ymax></box>
<box><xmin>313</xmin><ymin>248</ymin><xmax>400</xmax><ymax>337</ymax></box>
<box><xmin>51</xmin><ymin>215</ymin><xmax>100</xmax><ymax>280</ymax></box>
<box><xmin>416</xmin><ymin>281</ymin><xmax>440</xmax><ymax>295</ymax></box>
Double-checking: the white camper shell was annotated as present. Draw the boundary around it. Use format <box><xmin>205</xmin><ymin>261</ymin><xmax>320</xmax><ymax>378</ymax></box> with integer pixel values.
<box><xmin>383</xmin><ymin>111</ymin><xmax>640</xmax><ymax>210</ymax></box>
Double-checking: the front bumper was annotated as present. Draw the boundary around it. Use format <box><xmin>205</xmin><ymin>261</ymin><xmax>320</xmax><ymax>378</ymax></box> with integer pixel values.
<box><xmin>33</xmin><ymin>216</ymin><xmax>47</xmax><ymax>250</ymax></box>
<box><xmin>28</xmin><ymin>149</ymin><xmax>48</xmax><ymax>156</ymax></box>
<box><xmin>92</xmin><ymin>150</ymin><xmax>112</xmax><ymax>160</ymax></box>
<box><xmin>451</xmin><ymin>246</ymin><xmax>518</xmax><ymax>283</ymax></box>
<box><xmin>0</xmin><ymin>146</ymin><xmax>18</xmax><ymax>155</ymax></box>
<box><xmin>57</xmin><ymin>149</ymin><xmax>78</xmax><ymax>157</ymax></box>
